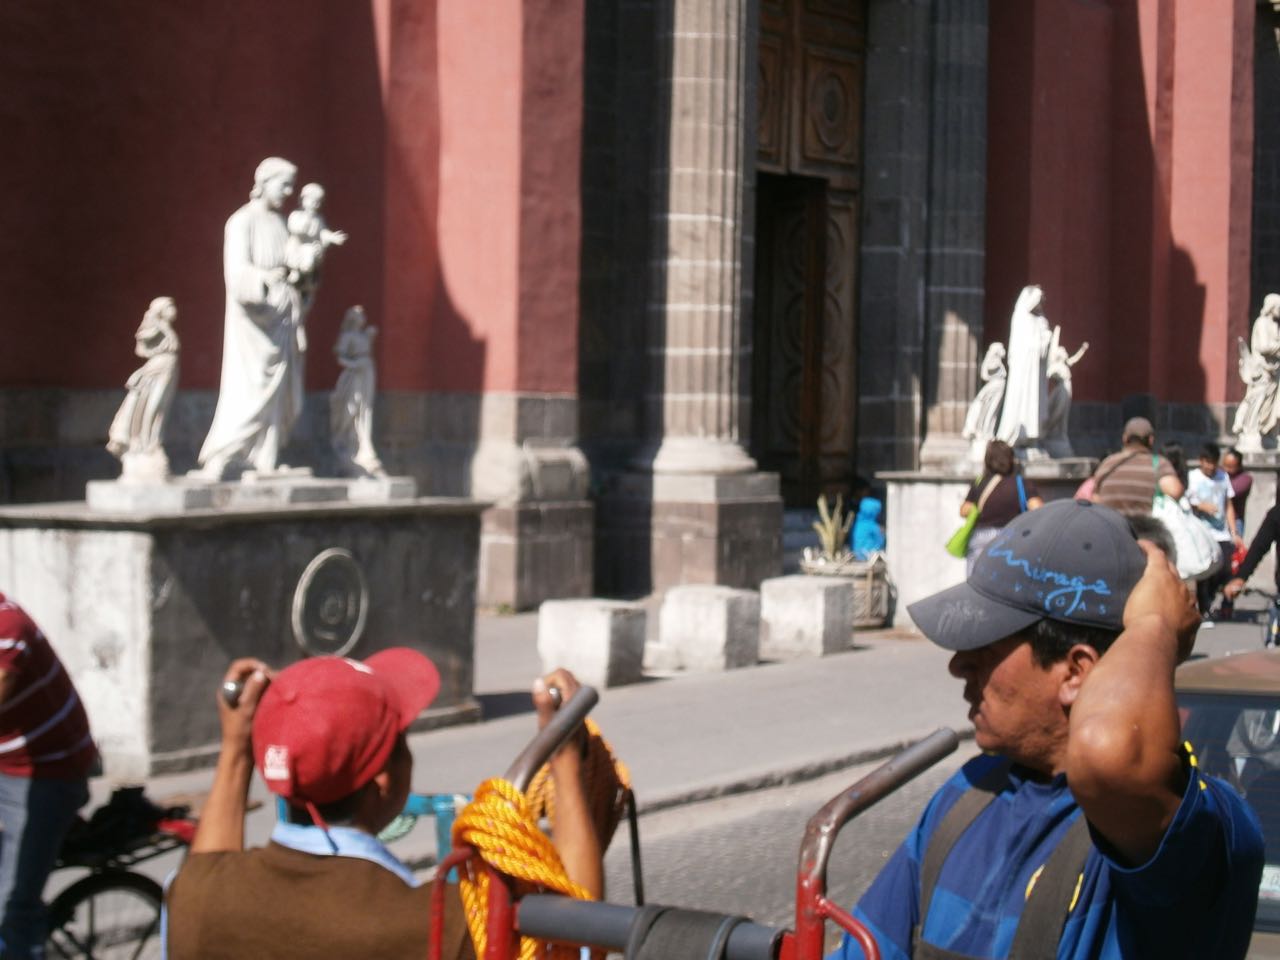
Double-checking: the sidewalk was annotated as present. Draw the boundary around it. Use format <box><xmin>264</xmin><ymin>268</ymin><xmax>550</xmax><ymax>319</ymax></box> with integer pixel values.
<box><xmin>130</xmin><ymin>606</ymin><xmax>1266</xmax><ymax>868</ymax></box>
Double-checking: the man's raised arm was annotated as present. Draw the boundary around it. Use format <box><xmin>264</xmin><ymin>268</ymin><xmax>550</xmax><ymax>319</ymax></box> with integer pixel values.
<box><xmin>1064</xmin><ymin>542</ymin><xmax>1200</xmax><ymax>865</ymax></box>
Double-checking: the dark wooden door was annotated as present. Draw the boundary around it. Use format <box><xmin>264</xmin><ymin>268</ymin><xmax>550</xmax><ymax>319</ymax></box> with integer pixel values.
<box><xmin>753</xmin><ymin>0</ymin><xmax>866</xmax><ymax>507</ymax></box>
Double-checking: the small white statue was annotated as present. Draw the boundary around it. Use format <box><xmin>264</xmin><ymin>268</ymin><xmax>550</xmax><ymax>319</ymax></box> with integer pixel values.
<box><xmin>961</xmin><ymin>342</ymin><xmax>1007</xmax><ymax>462</ymax></box>
<box><xmin>330</xmin><ymin>306</ymin><xmax>385</xmax><ymax>478</ymax></box>
<box><xmin>197</xmin><ymin>158</ymin><xmax>306</xmax><ymax>479</ymax></box>
<box><xmin>1233</xmin><ymin>293</ymin><xmax>1280</xmax><ymax>452</ymax></box>
<box><xmin>996</xmin><ymin>285</ymin><xmax>1053</xmax><ymax>457</ymax></box>
<box><xmin>286</xmin><ymin>182</ymin><xmax>347</xmax><ymax>314</ymax></box>
<box><xmin>107</xmin><ymin>297</ymin><xmax>180</xmax><ymax>479</ymax></box>
<box><xmin>1041</xmin><ymin>329</ymin><xmax>1088</xmax><ymax>459</ymax></box>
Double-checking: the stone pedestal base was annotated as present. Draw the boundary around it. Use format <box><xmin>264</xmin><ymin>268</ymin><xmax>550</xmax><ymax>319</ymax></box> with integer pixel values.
<box><xmin>651</xmin><ymin>472</ymin><xmax>782</xmax><ymax>594</ymax></box>
<box><xmin>86</xmin><ymin>474</ymin><xmax>417</xmax><ymax>512</ymax></box>
<box><xmin>760</xmin><ymin>575</ymin><xmax>854</xmax><ymax>659</ymax></box>
<box><xmin>0</xmin><ymin>498</ymin><xmax>482</xmax><ymax>778</ymax></box>
<box><xmin>478</xmin><ymin>501</ymin><xmax>593</xmax><ymax>610</ymax></box>
<box><xmin>537</xmin><ymin>599</ymin><xmax>646</xmax><ymax>688</ymax></box>
<box><xmin>652</xmin><ymin>585</ymin><xmax>760</xmax><ymax>672</ymax></box>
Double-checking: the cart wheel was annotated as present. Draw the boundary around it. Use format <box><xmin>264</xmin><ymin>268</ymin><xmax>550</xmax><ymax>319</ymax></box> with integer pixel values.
<box><xmin>46</xmin><ymin>870</ymin><xmax>163</xmax><ymax>959</ymax></box>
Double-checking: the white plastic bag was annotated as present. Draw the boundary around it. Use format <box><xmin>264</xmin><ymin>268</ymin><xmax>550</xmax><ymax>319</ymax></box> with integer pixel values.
<box><xmin>1152</xmin><ymin>493</ymin><xmax>1222</xmax><ymax>581</ymax></box>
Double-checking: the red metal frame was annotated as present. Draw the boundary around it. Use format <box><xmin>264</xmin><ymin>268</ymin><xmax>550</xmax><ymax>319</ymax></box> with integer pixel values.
<box><xmin>426</xmin><ymin>716</ymin><xmax>956</xmax><ymax>960</ymax></box>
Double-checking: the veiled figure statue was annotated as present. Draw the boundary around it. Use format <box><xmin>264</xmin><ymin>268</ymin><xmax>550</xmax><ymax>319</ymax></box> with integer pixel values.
<box><xmin>996</xmin><ymin>285</ymin><xmax>1053</xmax><ymax>455</ymax></box>
<box><xmin>330</xmin><ymin>306</ymin><xmax>385</xmax><ymax>478</ymax></box>
<box><xmin>961</xmin><ymin>342</ymin><xmax>1007</xmax><ymax>462</ymax></box>
<box><xmin>196</xmin><ymin>158</ymin><xmax>305</xmax><ymax>479</ymax></box>
<box><xmin>1233</xmin><ymin>293</ymin><xmax>1280</xmax><ymax>452</ymax></box>
<box><xmin>1041</xmin><ymin>330</ymin><xmax>1088</xmax><ymax>459</ymax></box>
<box><xmin>107</xmin><ymin>297</ymin><xmax>180</xmax><ymax>475</ymax></box>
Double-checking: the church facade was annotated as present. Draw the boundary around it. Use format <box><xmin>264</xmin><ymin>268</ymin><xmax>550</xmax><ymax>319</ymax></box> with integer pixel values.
<box><xmin>0</xmin><ymin>0</ymin><xmax>1270</xmax><ymax>605</ymax></box>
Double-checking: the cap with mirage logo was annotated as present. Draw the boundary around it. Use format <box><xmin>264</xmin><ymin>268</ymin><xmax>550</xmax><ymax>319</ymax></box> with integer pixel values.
<box><xmin>907</xmin><ymin>499</ymin><xmax>1146</xmax><ymax>652</ymax></box>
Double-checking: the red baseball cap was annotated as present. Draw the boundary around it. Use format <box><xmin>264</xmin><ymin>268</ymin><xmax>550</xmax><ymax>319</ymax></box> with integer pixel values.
<box><xmin>251</xmin><ymin>648</ymin><xmax>441</xmax><ymax>807</ymax></box>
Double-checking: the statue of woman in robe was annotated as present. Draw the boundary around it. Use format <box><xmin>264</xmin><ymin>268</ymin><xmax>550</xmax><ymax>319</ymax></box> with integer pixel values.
<box><xmin>107</xmin><ymin>297</ymin><xmax>180</xmax><ymax>469</ymax></box>
<box><xmin>1233</xmin><ymin>293</ymin><xmax>1280</xmax><ymax>450</ymax></box>
<box><xmin>1041</xmin><ymin>331</ymin><xmax>1088</xmax><ymax>459</ymax></box>
<box><xmin>330</xmin><ymin>306</ymin><xmax>385</xmax><ymax>478</ymax></box>
<box><xmin>961</xmin><ymin>342</ymin><xmax>1007</xmax><ymax>462</ymax></box>
<box><xmin>196</xmin><ymin>158</ymin><xmax>305</xmax><ymax>479</ymax></box>
<box><xmin>996</xmin><ymin>285</ymin><xmax>1052</xmax><ymax>455</ymax></box>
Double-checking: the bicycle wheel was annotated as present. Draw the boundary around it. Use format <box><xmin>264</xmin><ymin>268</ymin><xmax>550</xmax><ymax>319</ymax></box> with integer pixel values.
<box><xmin>46</xmin><ymin>870</ymin><xmax>163</xmax><ymax>960</ymax></box>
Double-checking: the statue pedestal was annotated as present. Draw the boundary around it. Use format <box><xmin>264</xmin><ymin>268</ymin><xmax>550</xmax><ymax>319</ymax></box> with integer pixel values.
<box><xmin>879</xmin><ymin>458</ymin><xmax>1096</xmax><ymax>630</ymax></box>
<box><xmin>85</xmin><ymin>474</ymin><xmax>417</xmax><ymax>512</ymax></box>
<box><xmin>0</xmin><ymin>496</ymin><xmax>482</xmax><ymax>778</ymax></box>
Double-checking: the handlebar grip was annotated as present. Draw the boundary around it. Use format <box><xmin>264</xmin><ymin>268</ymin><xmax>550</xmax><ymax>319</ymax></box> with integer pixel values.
<box><xmin>504</xmin><ymin>686</ymin><xmax>599</xmax><ymax>792</ymax></box>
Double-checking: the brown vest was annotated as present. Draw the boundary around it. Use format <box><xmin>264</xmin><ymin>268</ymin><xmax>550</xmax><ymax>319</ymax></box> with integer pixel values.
<box><xmin>166</xmin><ymin>843</ymin><xmax>474</xmax><ymax>960</ymax></box>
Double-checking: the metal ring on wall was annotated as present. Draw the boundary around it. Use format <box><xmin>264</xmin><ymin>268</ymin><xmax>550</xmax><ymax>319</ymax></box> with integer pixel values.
<box><xmin>291</xmin><ymin>548</ymin><xmax>369</xmax><ymax>658</ymax></box>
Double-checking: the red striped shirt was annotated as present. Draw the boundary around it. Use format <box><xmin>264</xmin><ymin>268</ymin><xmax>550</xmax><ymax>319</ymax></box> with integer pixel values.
<box><xmin>0</xmin><ymin>595</ymin><xmax>96</xmax><ymax>778</ymax></box>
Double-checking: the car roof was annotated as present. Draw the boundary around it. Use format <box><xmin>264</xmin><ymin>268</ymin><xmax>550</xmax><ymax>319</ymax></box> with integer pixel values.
<box><xmin>1175</xmin><ymin>648</ymin><xmax>1280</xmax><ymax>695</ymax></box>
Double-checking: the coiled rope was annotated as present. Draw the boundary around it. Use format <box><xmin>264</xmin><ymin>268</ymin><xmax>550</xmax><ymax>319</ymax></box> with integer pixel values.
<box><xmin>451</xmin><ymin>719</ymin><xmax>630</xmax><ymax>959</ymax></box>
<box><xmin>525</xmin><ymin>718</ymin><xmax>632</xmax><ymax>850</ymax></box>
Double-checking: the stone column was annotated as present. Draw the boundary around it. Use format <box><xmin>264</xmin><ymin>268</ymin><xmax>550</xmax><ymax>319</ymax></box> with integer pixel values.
<box><xmin>648</xmin><ymin>0</ymin><xmax>756</xmax><ymax>476</ymax></box>
<box><xmin>643</xmin><ymin>0</ymin><xmax>782</xmax><ymax>591</ymax></box>
<box><xmin>916</xmin><ymin>0</ymin><xmax>990</xmax><ymax>472</ymax></box>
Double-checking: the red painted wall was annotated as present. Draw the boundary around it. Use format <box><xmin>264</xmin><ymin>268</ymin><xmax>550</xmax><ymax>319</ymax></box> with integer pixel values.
<box><xmin>0</xmin><ymin>2</ymin><xmax>387</xmax><ymax>392</ymax></box>
<box><xmin>986</xmin><ymin>0</ymin><xmax>1254</xmax><ymax>407</ymax></box>
<box><xmin>1</xmin><ymin>0</ymin><xmax>584</xmax><ymax>399</ymax></box>
<box><xmin>1165</xmin><ymin>0</ymin><xmax>1254</xmax><ymax>404</ymax></box>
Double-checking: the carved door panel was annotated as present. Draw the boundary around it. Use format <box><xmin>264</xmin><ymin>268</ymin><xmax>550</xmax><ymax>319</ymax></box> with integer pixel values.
<box><xmin>753</xmin><ymin>0</ymin><xmax>865</xmax><ymax>505</ymax></box>
<box><xmin>752</xmin><ymin>174</ymin><xmax>827</xmax><ymax>503</ymax></box>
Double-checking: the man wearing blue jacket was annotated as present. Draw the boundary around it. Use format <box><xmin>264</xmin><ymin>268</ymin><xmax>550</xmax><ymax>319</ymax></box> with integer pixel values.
<box><xmin>831</xmin><ymin>500</ymin><xmax>1263</xmax><ymax>959</ymax></box>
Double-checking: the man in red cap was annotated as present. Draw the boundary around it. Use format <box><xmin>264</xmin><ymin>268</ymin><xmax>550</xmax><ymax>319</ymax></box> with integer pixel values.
<box><xmin>166</xmin><ymin>650</ymin><xmax>600</xmax><ymax>959</ymax></box>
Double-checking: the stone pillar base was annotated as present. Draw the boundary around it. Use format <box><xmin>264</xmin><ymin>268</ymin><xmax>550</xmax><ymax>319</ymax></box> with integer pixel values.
<box><xmin>651</xmin><ymin>472</ymin><xmax>782</xmax><ymax>594</ymax></box>
<box><xmin>478</xmin><ymin>500</ymin><xmax>594</xmax><ymax>610</ymax></box>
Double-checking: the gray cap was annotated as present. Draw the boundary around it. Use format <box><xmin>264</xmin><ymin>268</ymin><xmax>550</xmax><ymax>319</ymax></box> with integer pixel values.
<box><xmin>1122</xmin><ymin>416</ymin><xmax>1155</xmax><ymax>444</ymax></box>
<box><xmin>907</xmin><ymin>500</ymin><xmax>1146</xmax><ymax>652</ymax></box>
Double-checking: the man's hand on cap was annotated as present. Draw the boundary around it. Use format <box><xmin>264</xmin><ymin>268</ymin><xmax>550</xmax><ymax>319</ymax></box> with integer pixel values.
<box><xmin>217</xmin><ymin>658</ymin><xmax>272</xmax><ymax>754</ymax></box>
<box><xmin>1124</xmin><ymin>541</ymin><xmax>1199</xmax><ymax>663</ymax></box>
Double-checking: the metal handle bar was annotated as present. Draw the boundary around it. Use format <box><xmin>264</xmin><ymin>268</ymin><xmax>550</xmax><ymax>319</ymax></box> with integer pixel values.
<box><xmin>517</xmin><ymin>895</ymin><xmax>783</xmax><ymax>960</ymax></box>
<box><xmin>504</xmin><ymin>686</ymin><xmax>599</xmax><ymax>792</ymax></box>
<box><xmin>791</xmin><ymin>729</ymin><xmax>960</xmax><ymax>960</ymax></box>
<box><xmin>798</xmin><ymin>728</ymin><xmax>958</xmax><ymax>880</ymax></box>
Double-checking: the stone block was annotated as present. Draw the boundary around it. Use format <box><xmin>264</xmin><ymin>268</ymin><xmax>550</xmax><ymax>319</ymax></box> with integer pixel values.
<box><xmin>759</xmin><ymin>575</ymin><xmax>854</xmax><ymax>659</ymax></box>
<box><xmin>658</xmin><ymin>585</ymin><xmax>759</xmax><ymax>672</ymax></box>
<box><xmin>537</xmin><ymin>599</ymin><xmax>645</xmax><ymax>688</ymax></box>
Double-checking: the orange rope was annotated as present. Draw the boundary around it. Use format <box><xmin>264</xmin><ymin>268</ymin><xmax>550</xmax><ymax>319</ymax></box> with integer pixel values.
<box><xmin>525</xmin><ymin>718</ymin><xmax>632</xmax><ymax>850</ymax></box>
<box><xmin>452</xmin><ymin>778</ymin><xmax>591</xmax><ymax>960</ymax></box>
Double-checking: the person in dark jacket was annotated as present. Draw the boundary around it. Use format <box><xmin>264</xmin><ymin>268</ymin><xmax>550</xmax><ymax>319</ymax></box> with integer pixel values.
<box><xmin>1223</xmin><ymin>502</ymin><xmax>1280</xmax><ymax>617</ymax></box>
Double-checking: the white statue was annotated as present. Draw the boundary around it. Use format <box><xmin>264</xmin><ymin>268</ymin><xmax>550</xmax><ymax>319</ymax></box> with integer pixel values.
<box><xmin>1233</xmin><ymin>293</ymin><xmax>1280</xmax><ymax>452</ymax></box>
<box><xmin>196</xmin><ymin>158</ymin><xmax>307</xmax><ymax>479</ymax></box>
<box><xmin>996</xmin><ymin>285</ymin><xmax>1053</xmax><ymax>456</ymax></box>
<box><xmin>107</xmin><ymin>297</ymin><xmax>180</xmax><ymax>479</ymax></box>
<box><xmin>961</xmin><ymin>342</ymin><xmax>1007</xmax><ymax>462</ymax></box>
<box><xmin>286</xmin><ymin>182</ymin><xmax>347</xmax><ymax>316</ymax></box>
<box><xmin>330</xmin><ymin>306</ymin><xmax>385</xmax><ymax>478</ymax></box>
<box><xmin>1041</xmin><ymin>329</ymin><xmax>1088</xmax><ymax>459</ymax></box>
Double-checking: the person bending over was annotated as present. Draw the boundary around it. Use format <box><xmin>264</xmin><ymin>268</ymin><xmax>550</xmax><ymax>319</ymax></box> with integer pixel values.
<box><xmin>830</xmin><ymin>500</ymin><xmax>1262</xmax><ymax>959</ymax></box>
<box><xmin>166</xmin><ymin>651</ymin><xmax>600</xmax><ymax>959</ymax></box>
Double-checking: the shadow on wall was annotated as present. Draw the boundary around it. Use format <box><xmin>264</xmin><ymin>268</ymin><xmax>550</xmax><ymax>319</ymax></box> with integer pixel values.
<box><xmin>578</xmin><ymin>0</ymin><xmax>672</xmax><ymax>596</ymax></box>
<box><xmin>981</xmin><ymin>0</ymin><xmax>1208</xmax><ymax>462</ymax></box>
